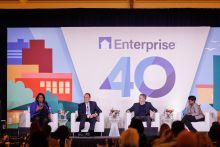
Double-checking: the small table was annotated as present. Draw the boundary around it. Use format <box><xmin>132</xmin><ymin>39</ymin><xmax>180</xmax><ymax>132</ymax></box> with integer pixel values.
<box><xmin>58</xmin><ymin>119</ymin><xmax>68</xmax><ymax>126</ymax></box>
<box><xmin>109</xmin><ymin>116</ymin><xmax>120</xmax><ymax>137</ymax></box>
<box><xmin>58</xmin><ymin>111</ymin><xmax>69</xmax><ymax>126</ymax></box>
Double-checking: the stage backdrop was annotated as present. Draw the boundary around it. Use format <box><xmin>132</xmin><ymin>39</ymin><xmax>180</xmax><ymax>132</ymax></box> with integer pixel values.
<box><xmin>7</xmin><ymin>27</ymin><xmax>220</xmax><ymax>128</ymax></box>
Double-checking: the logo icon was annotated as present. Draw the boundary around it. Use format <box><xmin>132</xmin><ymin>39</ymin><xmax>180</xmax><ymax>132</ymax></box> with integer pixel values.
<box><xmin>99</xmin><ymin>37</ymin><xmax>112</xmax><ymax>49</ymax></box>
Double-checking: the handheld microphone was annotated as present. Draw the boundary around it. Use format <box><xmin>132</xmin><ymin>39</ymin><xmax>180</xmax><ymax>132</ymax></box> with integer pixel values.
<box><xmin>39</xmin><ymin>103</ymin><xmax>44</xmax><ymax>108</ymax></box>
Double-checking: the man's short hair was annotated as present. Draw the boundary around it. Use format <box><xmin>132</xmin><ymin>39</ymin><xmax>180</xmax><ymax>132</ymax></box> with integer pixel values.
<box><xmin>139</xmin><ymin>94</ymin><xmax>147</xmax><ymax>99</ymax></box>
<box><xmin>171</xmin><ymin>120</ymin><xmax>185</xmax><ymax>137</ymax></box>
<box><xmin>188</xmin><ymin>95</ymin><xmax>196</xmax><ymax>101</ymax></box>
<box><xmin>84</xmin><ymin>93</ymin><xmax>91</xmax><ymax>98</ymax></box>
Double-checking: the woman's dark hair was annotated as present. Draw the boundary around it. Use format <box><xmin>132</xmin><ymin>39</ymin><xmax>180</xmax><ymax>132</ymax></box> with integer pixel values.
<box><xmin>42</xmin><ymin>124</ymin><xmax>52</xmax><ymax>138</ymax></box>
<box><xmin>188</xmin><ymin>95</ymin><xmax>196</xmax><ymax>101</ymax></box>
<box><xmin>36</xmin><ymin>93</ymin><xmax>46</xmax><ymax>103</ymax></box>
<box><xmin>171</xmin><ymin>120</ymin><xmax>185</xmax><ymax>137</ymax></box>
<box><xmin>129</xmin><ymin>118</ymin><xmax>144</xmax><ymax>134</ymax></box>
<box><xmin>208</xmin><ymin>121</ymin><xmax>220</xmax><ymax>142</ymax></box>
<box><xmin>30</xmin><ymin>120</ymin><xmax>41</xmax><ymax>136</ymax></box>
<box><xmin>29</xmin><ymin>131</ymin><xmax>48</xmax><ymax>147</ymax></box>
<box><xmin>51</xmin><ymin>125</ymin><xmax>70</xmax><ymax>147</ymax></box>
<box><xmin>159</xmin><ymin>123</ymin><xmax>170</xmax><ymax>137</ymax></box>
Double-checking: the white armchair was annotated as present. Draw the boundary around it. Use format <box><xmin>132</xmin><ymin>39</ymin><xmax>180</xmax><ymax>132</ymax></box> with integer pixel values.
<box><xmin>19</xmin><ymin>111</ymin><xmax>31</xmax><ymax>128</ymax></box>
<box><xmin>48</xmin><ymin>113</ymin><xmax>59</xmax><ymax>132</ymax></box>
<box><xmin>124</xmin><ymin>112</ymin><xmax>160</xmax><ymax>130</ymax></box>
<box><xmin>175</xmin><ymin>103</ymin><xmax>217</xmax><ymax>132</ymax></box>
<box><xmin>19</xmin><ymin>111</ymin><xmax>58</xmax><ymax>132</ymax></box>
<box><xmin>71</xmin><ymin>111</ymin><xmax>104</xmax><ymax>134</ymax></box>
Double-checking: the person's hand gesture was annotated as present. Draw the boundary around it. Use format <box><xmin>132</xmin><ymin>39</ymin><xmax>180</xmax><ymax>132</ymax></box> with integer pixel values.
<box><xmin>36</xmin><ymin>105</ymin><xmax>43</xmax><ymax>111</ymax></box>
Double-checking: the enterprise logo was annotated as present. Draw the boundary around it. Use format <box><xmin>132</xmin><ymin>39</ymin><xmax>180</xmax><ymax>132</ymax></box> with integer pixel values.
<box><xmin>98</xmin><ymin>37</ymin><xmax>175</xmax><ymax>52</ymax></box>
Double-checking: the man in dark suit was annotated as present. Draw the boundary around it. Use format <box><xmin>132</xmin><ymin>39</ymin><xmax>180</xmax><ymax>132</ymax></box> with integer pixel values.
<box><xmin>77</xmin><ymin>93</ymin><xmax>102</xmax><ymax>136</ymax></box>
<box><xmin>126</xmin><ymin>94</ymin><xmax>157</xmax><ymax>127</ymax></box>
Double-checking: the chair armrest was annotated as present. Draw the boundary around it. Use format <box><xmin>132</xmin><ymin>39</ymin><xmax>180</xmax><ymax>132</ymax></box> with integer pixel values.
<box><xmin>70</xmin><ymin>112</ymin><xmax>77</xmax><ymax>133</ymax></box>
<box><xmin>48</xmin><ymin>113</ymin><xmax>58</xmax><ymax>132</ymax></box>
<box><xmin>71</xmin><ymin>112</ymin><xmax>77</xmax><ymax>123</ymax></box>
<box><xmin>175</xmin><ymin>112</ymin><xmax>182</xmax><ymax>120</ymax></box>
<box><xmin>124</xmin><ymin>112</ymin><xmax>132</xmax><ymax>129</ymax></box>
<box><xmin>97</xmin><ymin>113</ymin><xmax>104</xmax><ymax>132</ymax></box>
<box><xmin>51</xmin><ymin>113</ymin><xmax>58</xmax><ymax>123</ymax></box>
<box><xmin>126</xmin><ymin>112</ymin><xmax>132</xmax><ymax>116</ymax></box>
<box><xmin>19</xmin><ymin>111</ymin><xmax>31</xmax><ymax>127</ymax></box>
<box><xmin>98</xmin><ymin>113</ymin><xmax>104</xmax><ymax>123</ymax></box>
<box><xmin>204</xmin><ymin>112</ymin><xmax>210</xmax><ymax>123</ymax></box>
<box><xmin>154</xmin><ymin>112</ymin><xmax>160</xmax><ymax>122</ymax></box>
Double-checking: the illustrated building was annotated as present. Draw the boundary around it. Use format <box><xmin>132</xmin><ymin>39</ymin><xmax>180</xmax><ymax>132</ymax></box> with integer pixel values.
<box><xmin>16</xmin><ymin>73</ymin><xmax>72</xmax><ymax>102</ymax></box>
<box><xmin>22</xmin><ymin>40</ymin><xmax>52</xmax><ymax>73</ymax></box>
<box><xmin>7</xmin><ymin>39</ymin><xmax>28</xmax><ymax>64</ymax></box>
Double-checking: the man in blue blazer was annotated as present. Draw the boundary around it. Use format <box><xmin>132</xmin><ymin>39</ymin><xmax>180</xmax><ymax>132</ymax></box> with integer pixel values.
<box><xmin>126</xmin><ymin>94</ymin><xmax>158</xmax><ymax>127</ymax></box>
<box><xmin>77</xmin><ymin>93</ymin><xmax>102</xmax><ymax>135</ymax></box>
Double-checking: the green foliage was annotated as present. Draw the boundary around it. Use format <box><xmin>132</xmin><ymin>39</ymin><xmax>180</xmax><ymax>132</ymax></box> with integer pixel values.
<box><xmin>45</xmin><ymin>91</ymin><xmax>59</xmax><ymax>113</ymax></box>
<box><xmin>58</xmin><ymin>103</ymin><xmax>64</xmax><ymax>110</ymax></box>
<box><xmin>7</xmin><ymin>80</ymin><xmax>34</xmax><ymax>110</ymax></box>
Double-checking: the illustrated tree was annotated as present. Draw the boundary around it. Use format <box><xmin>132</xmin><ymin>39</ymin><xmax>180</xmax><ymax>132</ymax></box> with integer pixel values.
<box><xmin>45</xmin><ymin>91</ymin><xmax>63</xmax><ymax>113</ymax></box>
<box><xmin>7</xmin><ymin>80</ymin><xmax>34</xmax><ymax>110</ymax></box>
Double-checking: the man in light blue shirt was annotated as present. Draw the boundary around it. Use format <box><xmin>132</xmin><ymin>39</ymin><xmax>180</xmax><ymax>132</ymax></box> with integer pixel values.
<box><xmin>77</xmin><ymin>93</ymin><xmax>102</xmax><ymax>136</ymax></box>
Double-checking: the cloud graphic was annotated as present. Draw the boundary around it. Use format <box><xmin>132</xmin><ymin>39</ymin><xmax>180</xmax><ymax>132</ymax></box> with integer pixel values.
<box><xmin>211</xmin><ymin>40</ymin><xmax>220</xmax><ymax>43</ymax></box>
<box><xmin>7</xmin><ymin>80</ymin><xmax>34</xmax><ymax>110</ymax></box>
<box><xmin>205</xmin><ymin>48</ymin><xmax>216</xmax><ymax>51</ymax></box>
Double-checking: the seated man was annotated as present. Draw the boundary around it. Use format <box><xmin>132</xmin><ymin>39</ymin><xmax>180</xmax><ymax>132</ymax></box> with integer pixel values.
<box><xmin>126</xmin><ymin>94</ymin><xmax>158</xmax><ymax>128</ymax></box>
<box><xmin>181</xmin><ymin>95</ymin><xmax>205</xmax><ymax>132</ymax></box>
<box><xmin>77</xmin><ymin>93</ymin><xmax>102</xmax><ymax>136</ymax></box>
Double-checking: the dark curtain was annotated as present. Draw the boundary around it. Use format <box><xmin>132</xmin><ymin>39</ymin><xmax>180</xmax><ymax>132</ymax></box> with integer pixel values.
<box><xmin>1</xmin><ymin>8</ymin><xmax>220</xmax><ymax>120</ymax></box>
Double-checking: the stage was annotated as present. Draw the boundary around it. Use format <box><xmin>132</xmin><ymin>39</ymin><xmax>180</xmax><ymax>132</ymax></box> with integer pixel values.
<box><xmin>1</xmin><ymin>128</ymin><xmax>158</xmax><ymax>146</ymax></box>
<box><xmin>1</xmin><ymin>128</ymin><xmax>216</xmax><ymax>147</ymax></box>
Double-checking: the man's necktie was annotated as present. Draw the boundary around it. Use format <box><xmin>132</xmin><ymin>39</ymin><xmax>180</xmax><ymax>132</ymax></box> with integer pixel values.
<box><xmin>86</xmin><ymin>104</ymin><xmax>90</xmax><ymax>115</ymax></box>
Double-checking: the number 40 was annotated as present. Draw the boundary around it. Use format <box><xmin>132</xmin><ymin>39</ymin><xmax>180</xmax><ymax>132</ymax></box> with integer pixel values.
<box><xmin>100</xmin><ymin>56</ymin><xmax>175</xmax><ymax>98</ymax></box>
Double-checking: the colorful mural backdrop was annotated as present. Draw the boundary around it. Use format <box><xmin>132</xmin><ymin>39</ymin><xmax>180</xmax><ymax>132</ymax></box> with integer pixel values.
<box><xmin>7</xmin><ymin>27</ymin><xmax>220</xmax><ymax>128</ymax></box>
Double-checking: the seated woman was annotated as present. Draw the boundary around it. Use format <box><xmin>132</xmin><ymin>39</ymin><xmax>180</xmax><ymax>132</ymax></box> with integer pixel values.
<box><xmin>30</xmin><ymin>93</ymin><xmax>51</xmax><ymax>127</ymax></box>
<box><xmin>181</xmin><ymin>96</ymin><xmax>205</xmax><ymax>132</ymax></box>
